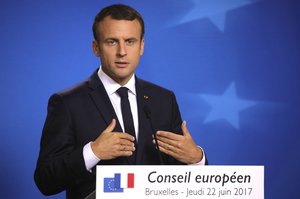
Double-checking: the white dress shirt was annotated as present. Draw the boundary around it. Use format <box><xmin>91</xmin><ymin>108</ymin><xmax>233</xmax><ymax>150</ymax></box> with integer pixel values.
<box><xmin>83</xmin><ymin>68</ymin><xmax>205</xmax><ymax>171</ymax></box>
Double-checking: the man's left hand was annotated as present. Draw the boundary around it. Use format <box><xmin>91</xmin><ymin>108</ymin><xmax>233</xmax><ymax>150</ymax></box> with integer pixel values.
<box><xmin>154</xmin><ymin>121</ymin><xmax>203</xmax><ymax>164</ymax></box>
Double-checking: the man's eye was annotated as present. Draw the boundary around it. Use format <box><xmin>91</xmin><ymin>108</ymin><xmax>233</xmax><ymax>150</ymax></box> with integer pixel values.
<box><xmin>107</xmin><ymin>40</ymin><xmax>117</xmax><ymax>46</ymax></box>
<box><xmin>126</xmin><ymin>40</ymin><xmax>135</xmax><ymax>46</ymax></box>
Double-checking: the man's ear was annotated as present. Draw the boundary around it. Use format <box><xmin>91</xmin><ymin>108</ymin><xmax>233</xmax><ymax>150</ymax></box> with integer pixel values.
<box><xmin>140</xmin><ymin>39</ymin><xmax>145</xmax><ymax>56</ymax></box>
<box><xmin>92</xmin><ymin>40</ymin><xmax>101</xmax><ymax>57</ymax></box>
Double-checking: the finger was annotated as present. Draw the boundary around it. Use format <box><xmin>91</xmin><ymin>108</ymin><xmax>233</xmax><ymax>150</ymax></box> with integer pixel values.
<box><xmin>118</xmin><ymin>132</ymin><xmax>135</xmax><ymax>142</ymax></box>
<box><xmin>181</xmin><ymin>120</ymin><xmax>191</xmax><ymax>137</ymax></box>
<box><xmin>157</xmin><ymin>139</ymin><xmax>180</xmax><ymax>153</ymax></box>
<box><xmin>157</xmin><ymin>140</ymin><xmax>180</xmax><ymax>157</ymax></box>
<box><xmin>118</xmin><ymin>138</ymin><xmax>135</xmax><ymax>146</ymax></box>
<box><xmin>156</xmin><ymin>130</ymin><xmax>181</xmax><ymax>141</ymax></box>
<box><xmin>156</xmin><ymin>139</ymin><xmax>168</xmax><ymax>151</ymax></box>
<box><xmin>155</xmin><ymin>135</ymin><xmax>178</xmax><ymax>147</ymax></box>
<box><xmin>117</xmin><ymin>151</ymin><xmax>134</xmax><ymax>157</ymax></box>
<box><xmin>118</xmin><ymin>145</ymin><xmax>136</xmax><ymax>152</ymax></box>
<box><xmin>104</xmin><ymin>119</ymin><xmax>116</xmax><ymax>133</ymax></box>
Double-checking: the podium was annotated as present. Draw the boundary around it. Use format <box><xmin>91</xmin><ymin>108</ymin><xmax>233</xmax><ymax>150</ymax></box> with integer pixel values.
<box><xmin>95</xmin><ymin>165</ymin><xmax>264</xmax><ymax>199</ymax></box>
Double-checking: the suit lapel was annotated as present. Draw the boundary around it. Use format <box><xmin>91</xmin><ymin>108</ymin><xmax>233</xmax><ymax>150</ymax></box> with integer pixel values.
<box><xmin>87</xmin><ymin>70</ymin><xmax>123</xmax><ymax>132</ymax></box>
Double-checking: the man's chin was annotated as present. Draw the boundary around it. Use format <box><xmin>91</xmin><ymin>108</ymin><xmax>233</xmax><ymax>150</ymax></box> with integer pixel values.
<box><xmin>111</xmin><ymin>72</ymin><xmax>134</xmax><ymax>84</ymax></box>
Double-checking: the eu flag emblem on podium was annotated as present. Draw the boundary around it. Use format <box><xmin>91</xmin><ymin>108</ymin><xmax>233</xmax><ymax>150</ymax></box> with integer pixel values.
<box><xmin>104</xmin><ymin>173</ymin><xmax>134</xmax><ymax>192</ymax></box>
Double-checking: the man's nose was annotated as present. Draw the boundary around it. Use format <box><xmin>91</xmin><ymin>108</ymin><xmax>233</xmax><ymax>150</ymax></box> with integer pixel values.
<box><xmin>117</xmin><ymin>42</ymin><xmax>127</xmax><ymax>57</ymax></box>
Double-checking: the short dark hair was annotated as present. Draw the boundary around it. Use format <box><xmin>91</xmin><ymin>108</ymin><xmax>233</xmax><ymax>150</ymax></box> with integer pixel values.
<box><xmin>92</xmin><ymin>4</ymin><xmax>145</xmax><ymax>41</ymax></box>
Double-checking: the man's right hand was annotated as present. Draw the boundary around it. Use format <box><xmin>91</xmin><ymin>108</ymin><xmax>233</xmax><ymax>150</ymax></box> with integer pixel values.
<box><xmin>90</xmin><ymin>119</ymin><xmax>135</xmax><ymax>160</ymax></box>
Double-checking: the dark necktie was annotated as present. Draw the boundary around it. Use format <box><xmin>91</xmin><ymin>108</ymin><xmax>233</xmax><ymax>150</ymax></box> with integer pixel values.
<box><xmin>117</xmin><ymin>87</ymin><xmax>137</xmax><ymax>163</ymax></box>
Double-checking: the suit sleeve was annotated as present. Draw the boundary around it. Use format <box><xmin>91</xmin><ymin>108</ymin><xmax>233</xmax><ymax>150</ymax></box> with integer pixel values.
<box><xmin>34</xmin><ymin>94</ymin><xmax>93</xmax><ymax>195</ymax></box>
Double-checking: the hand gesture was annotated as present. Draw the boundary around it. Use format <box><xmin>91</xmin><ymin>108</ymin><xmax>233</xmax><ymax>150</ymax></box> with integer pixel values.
<box><xmin>155</xmin><ymin>121</ymin><xmax>203</xmax><ymax>164</ymax></box>
<box><xmin>91</xmin><ymin>119</ymin><xmax>135</xmax><ymax>160</ymax></box>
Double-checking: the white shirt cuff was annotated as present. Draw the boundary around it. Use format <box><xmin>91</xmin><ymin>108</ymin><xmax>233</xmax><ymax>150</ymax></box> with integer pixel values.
<box><xmin>83</xmin><ymin>142</ymin><xmax>100</xmax><ymax>171</ymax></box>
<box><xmin>192</xmin><ymin>146</ymin><xmax>206</xmax><ymax>165</ymax></box>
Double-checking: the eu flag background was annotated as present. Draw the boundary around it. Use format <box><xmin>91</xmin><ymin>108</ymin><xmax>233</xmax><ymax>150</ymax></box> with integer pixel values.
<box><xmin>0</xmin><ymin>0</ymin><xmax>299</xmax><ymax>198</ymax></box>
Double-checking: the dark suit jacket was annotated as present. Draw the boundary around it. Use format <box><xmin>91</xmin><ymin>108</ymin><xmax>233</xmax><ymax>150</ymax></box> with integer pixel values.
<box><xmin>34</xmin><ymin>69</ymin><xmax>190</xmax><ymax>198</ymax></box>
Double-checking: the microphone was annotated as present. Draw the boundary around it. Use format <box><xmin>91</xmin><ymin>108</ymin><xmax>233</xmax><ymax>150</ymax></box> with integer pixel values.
<box><xmin>84</xmin><ymin>190</ymin><xmax>95</xmax><ymax>199</ymax></box>
<box><xmin>143</xmin><ymin>106</ymin><xmax>164</xmax><ymax>165</ymax></box>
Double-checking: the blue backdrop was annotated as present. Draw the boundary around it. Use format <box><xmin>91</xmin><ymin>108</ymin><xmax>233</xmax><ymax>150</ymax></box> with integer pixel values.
<box><xmin>0</xmin><ymin>0</ymin><xmax>299</xmax><ymax>198</ymax></box>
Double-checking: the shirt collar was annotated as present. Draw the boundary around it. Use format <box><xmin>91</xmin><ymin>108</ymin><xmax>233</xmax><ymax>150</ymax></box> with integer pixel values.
<box><xmin>97</xmin><ymin>67</ymin><xmax>136</xmax><ymax>96</ymax></box>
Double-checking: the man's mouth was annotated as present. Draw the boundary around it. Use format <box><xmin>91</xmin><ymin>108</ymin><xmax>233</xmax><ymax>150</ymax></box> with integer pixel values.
<box><xmin>115</xmin><ymin>61</ymin><xmax>129</xmax><ymax>68</ymax></box>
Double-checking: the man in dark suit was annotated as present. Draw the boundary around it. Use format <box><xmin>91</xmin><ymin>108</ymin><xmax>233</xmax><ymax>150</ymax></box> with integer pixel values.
<box><xmin>34</xmin><ymin>4</ymin><xmax>207</xmax><ymax>199</ymax></box>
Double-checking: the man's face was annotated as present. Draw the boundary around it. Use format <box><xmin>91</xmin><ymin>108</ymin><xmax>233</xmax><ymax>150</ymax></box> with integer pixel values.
<box><xmin>93</xmin><ymin>16</ymin><xmax>144</xmax><ymax>85</ymax></box>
